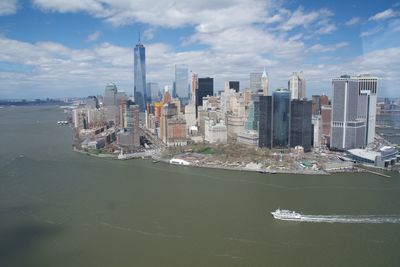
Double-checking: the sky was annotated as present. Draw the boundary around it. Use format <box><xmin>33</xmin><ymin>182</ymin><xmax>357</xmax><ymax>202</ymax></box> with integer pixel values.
<box><xmin>0</xmin><ymin>0</ymin><xmax>399</xmax><ymax>99</ymax></box>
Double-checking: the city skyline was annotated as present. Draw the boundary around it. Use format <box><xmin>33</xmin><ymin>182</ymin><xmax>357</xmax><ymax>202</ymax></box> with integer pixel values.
<box><xmin>0</xmin><ymin>0</ymin><xmax>399</xmax><ymax>99</ymax></box>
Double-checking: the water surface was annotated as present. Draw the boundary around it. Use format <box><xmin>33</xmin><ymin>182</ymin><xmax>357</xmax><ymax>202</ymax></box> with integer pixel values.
<box><xmin>1</xmin><ymin>106</ymin><xmax>400</xmax><ymax>266</ymax></box>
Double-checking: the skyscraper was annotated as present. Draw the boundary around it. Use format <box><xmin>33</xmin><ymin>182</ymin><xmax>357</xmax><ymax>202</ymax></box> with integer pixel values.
<box><xmin>290</xmin><ymin>99</ymin><xmax>312</xmax><ymax>152</ymax></box>
<box><xmin>134</xmin><ymin>35</ymin><xmax>146</xmax><ymax>111</ymax></box>
<box><xmin>245</xmin><ymin>101</ymin><xmax>259</xmax><ymax>131</ymax></box>
<box><xmin>250</xmin><ymin>72</ymin><xmax>262</xmax><ymax>93</ymax></box>
<box><xmin>330</xmin><ymin>74</ymin><xmax>377</xmax><ymax>150</ymax></box>
<box><xmin>229</xmin><ymin>81</ymin><xmax>240</xmax><ymax>92</ymax></box>
<box><xmin>258</xmin><ymin>96</ymin><xmax>273</xmax><ymax>148</ymax></box>
<box><xmin>174</xmin><ymin>64</ymin><xmax>189</xmax><ymax>105</ymax></box>
<box><xmin>118</xmin><ymin>100</ymin><xmax>140</xmax><ymax>149</ymax></box>
<box><xmin>191</xmin><ymin>72</ymin><xmax>198</xmax><ymax>103</ymax></box>
<box><xmin>104</xmin><ymin>83</ymin><xmax>118</xmax><ymax>124</ymax></box>
<box><xmin>311</xmin><ymin>95</ymin><xmax>321</xmax><ymax>115</ymax></box>
<box><xmin>261</xmin><ymin>68</ymin><xmax>269</xmax><ymax>96</ymax></box>
<box><xmin>288</xmin><ymin>71</ymin><xmax>306</xmax><ymax>100</ymax></box>
<box><xmin>195</xmin><ymin>77</ymin><xmax>214</xmax><ymax>117</ymax></box>
<box><xmin>272</xmin><ymin>88</ymin><xmax>291</xmax><ymax>148</ymax></box>
<box><xmin>104</xmin><ymin>83</ymin><xmax>117</xmax><ymax>106</ymax></box>
<box><xmin>146</xmin><ymin>82</ymin><xmax>159</xmax><ymax>103</ymax></box>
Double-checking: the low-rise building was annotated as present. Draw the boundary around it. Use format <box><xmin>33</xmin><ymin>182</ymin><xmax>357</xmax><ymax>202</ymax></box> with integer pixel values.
<box><xmin>237</xmin><ymin>130</ymin><xmax>259</xmax><ymax>147</ymax></box>
<box><xmin>347</xmin><ymin>146</ymin><xmax>400</xmax><ymax>168</ymax></box>
<box><xmin>204</xmin><ymin>118</ymin><xmax>227</xmax><ymax>144</ymax></box>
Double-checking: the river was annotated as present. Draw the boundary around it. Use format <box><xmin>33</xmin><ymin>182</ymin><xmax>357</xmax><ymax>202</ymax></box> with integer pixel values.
<box><xmin>1</xmin><ymin>106</ymin><xmax>400</xmax><ymax>266</ymax></box>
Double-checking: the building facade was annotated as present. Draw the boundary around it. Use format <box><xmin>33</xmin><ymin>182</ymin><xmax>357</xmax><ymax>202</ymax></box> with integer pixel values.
<box><xmin>229</xmin><ymin>81</ymin><xmax>240</xmax><ymax>92</ymax></box>
<box><xmin>330</xmin><ymin>75</ymin><xmax>377</xmax><ymax>150</ymax></box>
<box><xmin>195</xmin><ymin>77</ymin><xmax>214</xmax><ymax>117</ymax></box>
<box><xmin>288</xmin><ymin>71</ymin><xmax>306</xmax><ymax>100</ymax></box>
<box><xmin>272</xmin><ymin>88</ymin><xmax>291</xmax><ymax>148</ymax></box>
<box><xmin>146</xmin><ymin>82</ymin><xmax>159</xmax><ymax>103</ymax></box>
<box><xmin>174</xmin><ymin>64</ymin><xmax>189</xmax><ymax>105</ymax></box>
<box><xmin>258</xmin><ymin>96</ymin><xmax>273</xmax><ymax>148</ymax></box>
<box><xmin>134</xmin><ymin>38</ymin><xmax>146</xmax><ymax>111</ymax></box>
<box><xmin>290</xmin><ymin>99</ymin><xmax>312</xmax><ymax>152</ymax></box>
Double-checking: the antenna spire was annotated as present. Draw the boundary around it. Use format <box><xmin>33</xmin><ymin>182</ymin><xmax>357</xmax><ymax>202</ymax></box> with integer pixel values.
<box><xmin>138</xmin><ymin>30</ymin><xmax>141</xmax><ymax>44</ymax></box>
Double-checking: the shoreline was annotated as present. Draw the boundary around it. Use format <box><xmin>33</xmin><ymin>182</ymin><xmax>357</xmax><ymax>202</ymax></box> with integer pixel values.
<box><xmin>72</xmin><ymin>147</ymin><xmax>382</xmax><ymax>176</ymax></box>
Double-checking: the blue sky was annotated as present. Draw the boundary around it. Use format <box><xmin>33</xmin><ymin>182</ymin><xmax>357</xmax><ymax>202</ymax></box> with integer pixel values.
<box><xmin>0</xmin><ymin>0</ymin><xmax>399</xmax><ymax>99</ymax></box>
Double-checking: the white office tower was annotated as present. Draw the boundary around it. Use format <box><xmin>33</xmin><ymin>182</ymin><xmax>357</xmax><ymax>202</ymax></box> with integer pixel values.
<box><xmin>261</xmin><ymin>67</ymin><xmax>269</xmax><ymax>96</ymax></box>
<box><xmin>330</xmin><ymin>74</ymin><xmax>377</xmax><ymax>150</ymax></box>
<box><xmin>288</xmin><ymin>71</ymin><xmax>306</xmax><ymax>99</ymax></box>
<box><xmin>312</xmin><ymin>115</ymin><xmax>322</xmax><ymax>147</ymax></box>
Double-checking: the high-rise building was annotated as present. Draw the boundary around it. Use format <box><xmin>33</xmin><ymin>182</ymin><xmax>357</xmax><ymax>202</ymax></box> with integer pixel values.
<box><xmin>86</xmin><ymin>96</ymin><xmax>99</xmax><ymax>109</ymax></box>
<box><xmin>229</xmin><ymin>81</ymin><xmax>240</xmax><ymax>92</ymax></box>
<box><xmin>312</xmin><ymin>115</ymin><xmax>322</xmax><ymax>147</ymax></box>
<box><xmin>191</xmin><ymin>72</ymin><xmax>198</xmax><ymax>103</ymax></box>
<box><xmin>261</xmin><ymin>68</ymin><xmax>269</xmax><ymax>96</ymax></box>
<box><xmin>250</xmin><ymin>72</ymin><xmax>262</xmax><ymax>93</ymax></box>
<box><xmin>312</xmin><ymin>95</ymin><xmax>321</xmax><ymax>115</ymax></box>
<box><xmin>104</xmin><ymin>83</ymin><xmax>118</xmax><ymax>124</ymax></box>
<box><xmin>321</xmin><ymin>105</ymin><xmax>331</xmax><ymax>146</ymax></box>
<box><xmin>118</xmin><ymin>101</ymin><xmax>140</xmax><ymax>148</ymax></box>
<box><xmin>258</xmin><ymin>95</ymin><xmax>273</xmax><ymax>148</ymax></box>
<box><xmin>174</xmin><ymin>64</ymin><xmax>189</xmax><ymax>105</ymax></box>
<box><xmin>134</xmin><ymin>36</ymin><xmax>146</xmax><ymax>111</ymax></box>
<box><xmin>245</xmin><ymin>101</ymin><xmax>259</xmax><ymax>132</ymax></box>
<box><xmin>330</xmin><ymin>74</ymin><xmax>377</xmax><ymax>150</ymax></box>
<box><xmin>290</xmin><ymin>100</ymin><xmax>312</xmax><ymax>152</ymax></box>
<box><xmin>195</xmin><ymin>77</ymin><xmax>214</xmax><ymax>117</ymax></box>
<box><xmin>288</xmin><ymin>71</ymin><xmax>306</xmax><ymax>100</ymax></box>
<box><xmin>320</xmin><ymin>95</ymin><xmax>329</xmax><ymax>106</ymax></box>
<box><xmin>272</xmin><ymin>88</ymin><xmax>291</xmax><ymax>148</ymax></box>
<box><xmin>104</xmin><ymin>83</ymin><xmax>117</xmax><ymax>106</ymax></box>
<box><xmin>146</xmin><ymin>82</ymin><xmax>159</xmax><ymax>103</ymax></box>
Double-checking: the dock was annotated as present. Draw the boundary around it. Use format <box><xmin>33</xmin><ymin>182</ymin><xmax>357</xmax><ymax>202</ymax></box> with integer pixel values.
<box><xmin>357</xmin><ymin>166</ymin><xmax>391</xmax><ymax>178</ymax></box>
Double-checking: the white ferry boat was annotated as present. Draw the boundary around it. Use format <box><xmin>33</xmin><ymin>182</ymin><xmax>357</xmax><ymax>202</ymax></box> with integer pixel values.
<box><xmin>169</xmin><ymin>158</ymin><xmax>190</xmax><ymax>165</ymax></box>
<box><xmin>271</xmin><ymin>209</ymin><xmax>301</xmax><ymax>221</ymax></box>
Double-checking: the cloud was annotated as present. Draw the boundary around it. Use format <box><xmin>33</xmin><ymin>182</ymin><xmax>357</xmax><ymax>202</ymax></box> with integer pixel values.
<box><xmin>143</xmin><ymin>27</ymin><xmax>156</xmax><ymax>41</ymax></box>
<box><xmin>345</xmin><ymin>17</ymin><xmax>362</xmax><ymax>26</ymax></box>
<box><xmin>360</xmin><ymin>27</ymin><xmax>384</xmax><ymax>37</ymax></box>
<box><xmin>315</xmin><ymin>23</ymin><xmax>337</xmax><ymax>34</ymax></box>
<box><xmin>86</xmin><ymin>30</ymin><xmax>101</xmax><ymax>42</ymax></box>
<box><xmin>0</xmin><ymin>35</ymin><xmax>399</xmax><ymax>99</ymax></box>
<box><xmin>369</xmin><ymin>8</ymin><xmax>399</xmax><ymax>21</ymax></box>
<box><xmin>0</xmin><ymin>0</ymin><xmax>19</xmax><ymax>16</ymax></box>
<box><xmin>32</xmin><ymin>0</ymin><xmax>271</xmax><ymax>29</ymax></box>
<box><xmin>1</xmin><ymin>1</ymin><xmax>398</xmax><ymax>98</ymax></box>
<box><xmin>309</xmin><ymin>42</ymin><xmax>348</xmax><ymax>53</ymax></box>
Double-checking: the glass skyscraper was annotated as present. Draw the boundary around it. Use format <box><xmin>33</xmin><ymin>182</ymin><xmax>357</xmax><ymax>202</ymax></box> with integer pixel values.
<box><xmin>134</xmin><ymin>38</ymin><xmax>146</xmax><ymax>111</ymax></box>
<box><xmin>272</xmin><ymin>88</ymin><xmax>291</xmax><ymax>148</ymax></box>
<box><xmin>174</xmin><ymin>64</ymin><xmax>189</xmax><ymax>105</ymax></box>
<box><xmin>290</xmin><ymin>99</ymin><xmax>312</xmax><ymax>152</ymax></box>
<box><xmin>258</xmin><ymin>96</ymin><xmax>273</xmax><ymax>148</ymax></box>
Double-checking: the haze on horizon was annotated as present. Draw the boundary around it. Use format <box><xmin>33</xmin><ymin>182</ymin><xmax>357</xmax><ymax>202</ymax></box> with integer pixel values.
<box><xmin>0</xmin><ymin>0</ymin><xmax>399</xmax><ymax>99</ymax></box>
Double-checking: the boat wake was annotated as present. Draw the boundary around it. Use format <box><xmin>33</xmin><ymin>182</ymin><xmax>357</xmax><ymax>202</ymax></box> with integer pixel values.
<box><xmin>271</xmin><ymin>209</ymin><xmax>400</xmax><ymax>224</ymax></box>
<box><xmin>297</xmin><ymin>214</ymin><xmax>400</xmax><ymax>224</ymax></box>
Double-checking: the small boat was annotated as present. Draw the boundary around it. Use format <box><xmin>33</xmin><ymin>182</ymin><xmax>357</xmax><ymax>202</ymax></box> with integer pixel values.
<box><xmin>152</xmin><ymin>160</ymin><xmax>159</xmax><ymax>163</ymax></box>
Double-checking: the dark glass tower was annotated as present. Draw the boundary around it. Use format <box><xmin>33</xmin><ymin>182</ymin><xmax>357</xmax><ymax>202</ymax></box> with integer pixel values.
<box><xmin>229</xmin><ymin>81</ymin><xmax>240</xmax><ymax>92</ymax></box>
<box><xmin>290</xmin><ymin>99</ymin><xmax>312</xmax><ymax>152</ymax></box>
<box><xmin>134</xmin><ymin>35</ymin><xmax>146</xmax><ymax>111</ymax></box>
<box><xmin>195</xmin><ymin>77</ymin><xmax>214</xmax><ymax>117</ymax></box>
<box><xmin>272</xmin><ymin>88</ymin><xmax>291</xmax><ymax>148</ymax></box>
<box><xmin>258</xmin><ymin>96</ymin><xmax>273</xmax><ymax>148</ymax></box>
